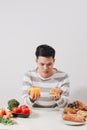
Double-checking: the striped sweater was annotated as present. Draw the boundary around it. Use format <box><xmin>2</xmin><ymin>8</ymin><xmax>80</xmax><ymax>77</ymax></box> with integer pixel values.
<box><xmin>22</xmin><ymin>68</ymin><xmax>70</xmax><ymax>108</ymax></box>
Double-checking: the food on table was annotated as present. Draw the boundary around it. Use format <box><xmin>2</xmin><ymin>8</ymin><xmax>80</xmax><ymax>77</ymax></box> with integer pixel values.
<box><xmin>0</xmin><ymin>116</ymin><xmax>17</xmax><ymax>125</ymax></box>
<box><xmin>3</xmin><ymin>111</ymin><xmax>13</xmax><ymax>119</ymax></box>
<box><xmin>11</xmin><ymin>107</ymin><xmax>21</xmax><ymax>114</ymax></box>
<box><xmin>77</xmin><ymin>110</ymin><xmax>87</xmax><ymax>117</ymax></box>
<box><xmin>29</xmin><ymin>87</ymin><xmax>40</xmax><ymax>97</ymax></box>
<box><xmin>0</xmin><ymin>108</ymin><xmax>6</xmax><ymax>117</ymax></box>
<box><xmin>62</xmin><ymin>113</ymin><xmax>86</xmax><ymax>122</ymax></box>
<box><xmin>82</xmin><ymin>106</ymin><xmax>87</xmax><ymax>111</ymax></box>
<box><xmin>73</xmin><ymin>100</ymin><xmax>87</xmax><ymax>110</ymax></box>
<box><xmin>11</xmin><ymin>105</ymin><xmax>31</xmax><ymax>118</ymax></box>
<box><xmin>20</xmin><ymin>105</ymin><xmax>29</xmax><ymax>110</ymax></box>
<box><xmin>0</xmin><ymin>107</ymin><xmax>12</xmax><ymax>119</ymax></box>
<box><xmin>7</xmin><ymin>98</ymin><xmax>31</xmax><ymax>118</ymax></box>
<box><xmin>50</xmin><ymin>88</ymin><xmax>63</xmax><ymax>96</ymax></box>
<box><xmin>7</xmin><ymin>99</ymin><xmax>20</xmax><ymax>110</ymax></box>
<box><xmin>62</xmin><ymin>100</ymin><xmax>87</xmax><ymax>123</ymax></box>
<box><xmin>63</xmin><ymin>107</ymin><xmax>78</xmax><ymax>114</ymax></box>
<box><xmin>0</xmin><ymin>106</ymin><xmax>17</xmax><ymax>125</ymax></box>
<box><xmin>66</xmin><ymin>100</ymin><xmax>87</xmax><ymax>111</ymax></box>
<box><xmin>11</xmin><ymin>105</ymin><xmax>30</xmax><ymax>114</ymax></box>
<box><xmin>20</xmin><ymin>105</ymin><xmax>30</xmax><ymax>114</ymax></box>
<box><xmin>67</xmin><ymin>102</ymin><xmax>79</xmax><ymax>108</ymax></box>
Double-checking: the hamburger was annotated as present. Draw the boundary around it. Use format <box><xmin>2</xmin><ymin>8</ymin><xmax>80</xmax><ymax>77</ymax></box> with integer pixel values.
<box><xmin>50</xmin><ymin>88</ymin><xmax>63</xmax><ymax>96</ymax></box>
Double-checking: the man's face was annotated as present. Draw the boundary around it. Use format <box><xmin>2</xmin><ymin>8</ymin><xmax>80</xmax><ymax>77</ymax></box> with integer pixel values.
<box><xmin>36</xmin><ymin>56</ymin><xmax>55</xmax><ymax>78</ymax></box>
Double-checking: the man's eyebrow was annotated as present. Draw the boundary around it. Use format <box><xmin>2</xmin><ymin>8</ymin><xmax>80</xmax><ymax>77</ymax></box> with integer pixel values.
<box><xmin>40</xmin><ymin>62</ymin><xmax>52</xmax><ymax>65</ymax></box>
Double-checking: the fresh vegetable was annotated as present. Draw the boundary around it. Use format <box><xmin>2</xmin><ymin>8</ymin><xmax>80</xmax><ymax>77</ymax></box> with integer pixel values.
<box><xmin>20</xmin><ymin>105</ymin><xmax>29</xmax><ymax>109</ymax></box>
<box><xmin>0</xmin><ymin>106</ymin><xmax>13</xmax><ymax>119</ymax></box>
<box><xmin>12</xmin><ymin>107</ymin><xmax>21</xmax><ymax>113</ymax></box>
<box><xmin>3</xmin><ymin>111</ymin><xmax>13</xmax><ymax>119</ymax></box>
<box><xmin>0</xmin><ymin>117</ymin><xmax>17</xmax><ymax>125</ymax></box>
<box><xmin>11</xmin><ymin>105</ymin><xmax>30</xmax><ymax>115</ymax></box>
<box><xmin>0</xmin><ymin>109</ymin><xmax>6</xmax><ymax>117</ymax></box>
<box><xmin>7</xmin><ymin>99</ymin><xmax>20</xmax><ymax>110</ymax></box>
<box><xmin>21</xmin><ymin>107</ymin><xmax>30</xmax><ymax>114</ymax></box>
<box><xmin>20</xmin><ymin>105</ymin><xmax>30</xmax><ymax>114</ymax></box>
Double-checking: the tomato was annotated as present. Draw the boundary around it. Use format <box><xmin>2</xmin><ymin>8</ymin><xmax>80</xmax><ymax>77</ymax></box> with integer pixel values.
<box><xmin>21</xmin><ymin>107</ymin><xmax>30</xmax><ymax>114</ymax></box>
<box><xmin>0</xmin><ymin>109</ymin><xmax>6</xmax><ymax>117</ymax></box>
<box><xmin>20</xmin><ymin>105</ymin><xmax>29</xmax><ymax>109</ymax></box>
<box><xmin>12</xmin><ymin>107</ymin><xmax>21</xmax><ymax>113</ymax></box>
<box><xmin>19</xmin><ymin>105</ymin><xmax>30</xmax><ymax>114</ymax></box>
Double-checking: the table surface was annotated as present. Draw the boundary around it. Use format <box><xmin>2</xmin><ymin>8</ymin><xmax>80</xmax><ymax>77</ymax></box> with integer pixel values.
<box><xmin>0</xmin><ymin>107</ymin><xmax>87</xmax><ymax>130</ymax></box>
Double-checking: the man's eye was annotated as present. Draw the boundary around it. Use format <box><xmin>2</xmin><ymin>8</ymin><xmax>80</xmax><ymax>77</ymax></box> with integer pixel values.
<box><xmin>48</xmin><ymin>63</ymin><xmax>52</xmax><ymax>66</ymax></box>
<box><xmin>41</xmin><ymin>64</ymin><xmax>44</xmax><ymax>66</ymax></box>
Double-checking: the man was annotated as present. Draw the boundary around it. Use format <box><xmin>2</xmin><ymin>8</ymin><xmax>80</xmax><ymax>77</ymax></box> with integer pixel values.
<box><xmin>22</xmin><ymin>44</ymin><xmax>70</xmax><ymax>108</ymax></box>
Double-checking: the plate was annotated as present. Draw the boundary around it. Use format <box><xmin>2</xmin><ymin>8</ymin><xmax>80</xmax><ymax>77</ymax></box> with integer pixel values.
<box><xmin>63</xmin><ymin>120</ymin><xmax>86</xmax><ymax>126</ymax></box>
<box><xmin>12</xmin><ymin>112</ymin><xmax>30</xmax><ymax>118</ymax></box>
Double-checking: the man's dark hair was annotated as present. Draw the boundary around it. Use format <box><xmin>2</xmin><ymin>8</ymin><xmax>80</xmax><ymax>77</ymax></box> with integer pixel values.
<box><xmin>35</xmin><ymin>44</ymin><xmax>55</xmax><ymax>58</ymax></box>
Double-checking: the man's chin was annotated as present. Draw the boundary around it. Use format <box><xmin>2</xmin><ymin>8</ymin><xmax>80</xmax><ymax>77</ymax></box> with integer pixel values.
<box><xmin>42</xmin><ymin>73</ymin><xmax>50</xmax><ymax>78</ymax></box>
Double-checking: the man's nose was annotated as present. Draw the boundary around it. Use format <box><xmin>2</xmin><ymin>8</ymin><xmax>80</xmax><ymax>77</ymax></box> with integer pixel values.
<box><xmin>44</xmin><ymin>65</ymin><xmax>48</xmax><ymax>69</ymax></box>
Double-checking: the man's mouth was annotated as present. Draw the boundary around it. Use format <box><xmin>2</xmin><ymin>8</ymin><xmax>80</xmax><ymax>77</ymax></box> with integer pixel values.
<box><xmin>43</xmin><ymin>71</ymin><xmax>49</xmax><ymax>74</ymax></box>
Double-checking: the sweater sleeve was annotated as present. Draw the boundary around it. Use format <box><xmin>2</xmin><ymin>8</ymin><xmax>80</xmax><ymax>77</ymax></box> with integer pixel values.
<box><xmin>21</xmin><ymin>71</ymin><xmax>33</xmax><ymax>106</ymax></box>
<box><xmin>56</xmin><ymin>74</ymin><xmax>70</xmax><ymax>108</ymax></box>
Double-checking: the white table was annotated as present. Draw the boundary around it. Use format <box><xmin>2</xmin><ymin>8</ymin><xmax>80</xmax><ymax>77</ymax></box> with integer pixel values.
<box><xmin>0</xmin><ymin>108</ymin><xmax>87</xmax><ymax>130</ymax></box>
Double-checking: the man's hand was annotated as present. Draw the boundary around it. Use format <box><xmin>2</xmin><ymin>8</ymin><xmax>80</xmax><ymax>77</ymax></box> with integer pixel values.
<box><xmin>50</xmin><ymin>88</ymin><xmax>63</xmax><ymax>101</ymax></box>
<box><xmin>28</xmin><ymin>88</ymin><xmax>40</xmax><ymax>102</ymax></box>
<box><xmin>29</xmin><ymin>93</ymin><xmax>40</xmax><ymax>102</ymax></box>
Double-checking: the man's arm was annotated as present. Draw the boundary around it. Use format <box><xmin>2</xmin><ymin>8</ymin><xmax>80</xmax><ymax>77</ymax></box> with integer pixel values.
<box><xmin>56</xmin><ymin>74</ymin><xmax>70</xmax><ymax>107</ymax></box>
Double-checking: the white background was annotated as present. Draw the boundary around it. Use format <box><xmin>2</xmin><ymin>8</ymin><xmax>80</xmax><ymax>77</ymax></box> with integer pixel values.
<box><xmin>0</xmin><ymin>0</ymin><xmax>87</xmax><ymax>106</ymax></box>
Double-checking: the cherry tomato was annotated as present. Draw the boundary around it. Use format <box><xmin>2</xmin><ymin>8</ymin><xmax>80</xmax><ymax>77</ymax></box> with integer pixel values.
<box><xmin>21</xmin><ymin>107</ymin><xmax>30</xmax><ymax>114</ymax></box>
<box><xmin>0</xmin><ymin>109</ymin><xmax>6</xmax><ymax>117</ymax></box>
<box><xmin>20</xmin><ymin>105</ymin><xmax>29</xmax><ymax>109</ymax></box>
<box><xmin>12</xmin><ymin>107</ymin><xmax>21</xmax><ymax>113</ymax></box>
